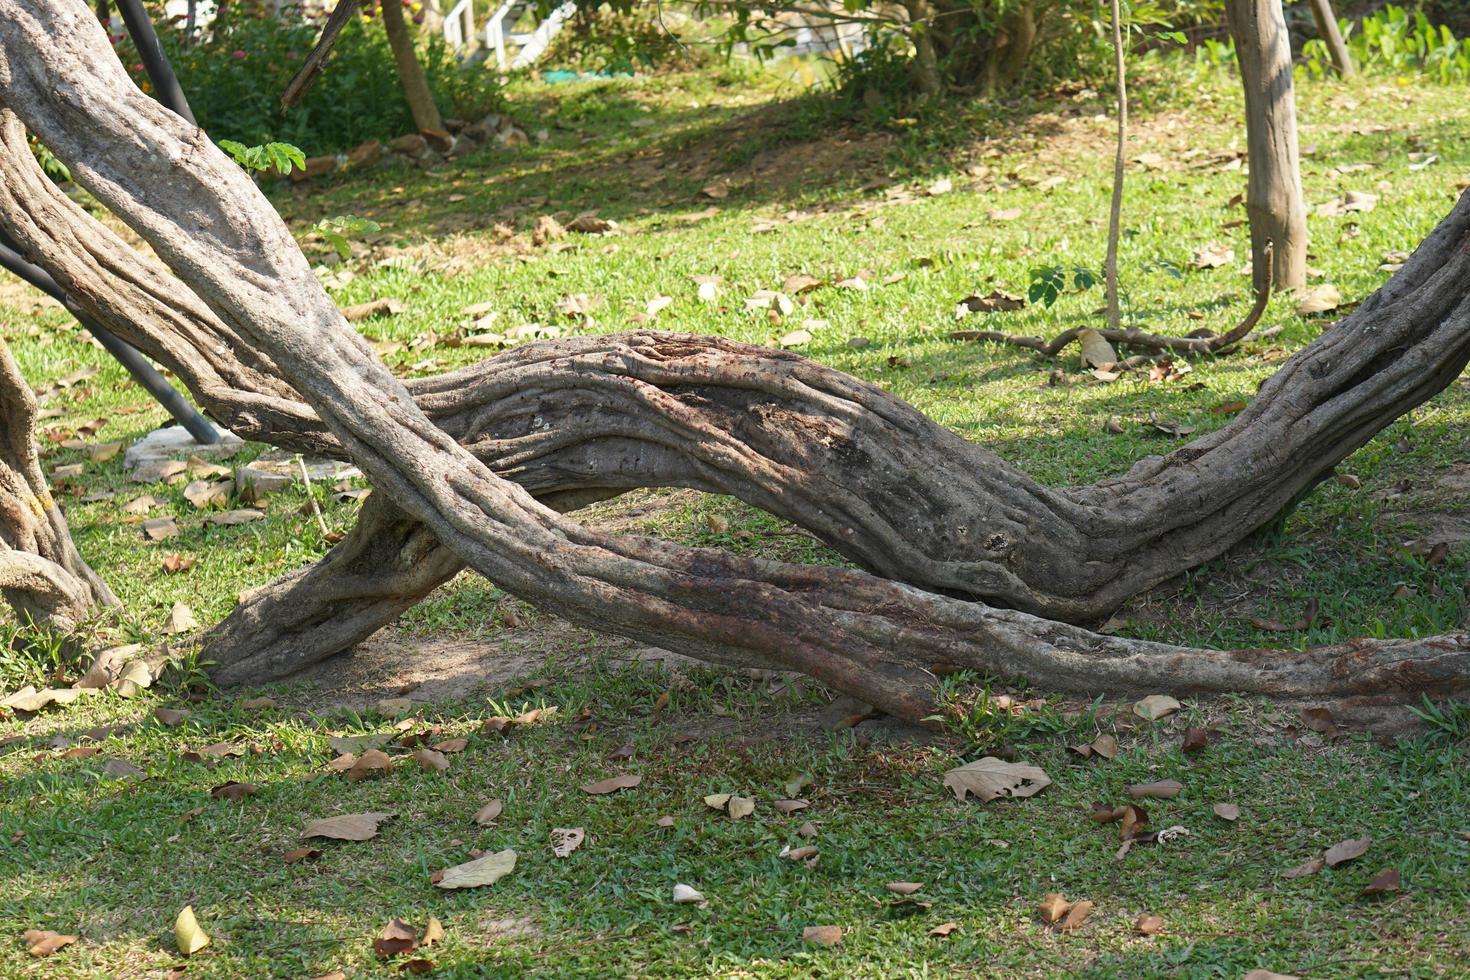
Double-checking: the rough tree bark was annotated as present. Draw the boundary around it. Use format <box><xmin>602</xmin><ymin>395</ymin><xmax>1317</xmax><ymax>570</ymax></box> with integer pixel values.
<box><xmin>1307</xmin><ymin>0</ymin><xmax>1355</xmax><ymax>79</ymax></box>
<box><xmin>1225</xmin><ymin>0</ymin><xmax>1309</xmax><ymax>292</ymax></box>
<box><xmin>378</xmin><ymin>0</ymin><xmax>444</xmax><ymax>135</ymax></box>
<box><xmin>4</xmin><ymin>0</ymin><xmax>1470</xmax><ymax>725</ymax></box>
<box><xmin>0</xmin><ymin>338</ymin><xmax>117</xmax><ymax>632</ymax></box>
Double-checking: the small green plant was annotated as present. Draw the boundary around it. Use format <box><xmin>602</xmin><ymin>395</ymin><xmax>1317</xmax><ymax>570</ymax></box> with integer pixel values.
<box><xmin>313</xmin><ymin>215</ymin><xmax>381</xmax><ymax>260</ymax></box>
<box><xmin>1406</xmin><ymin>695</ymin><xmax>1470</xmax><ymax>741</ymax></box>
<box><xmin>0</xmin><ymin>618</ymin><xmax>72</xmax><ymax>690</ymax></box>
<box><xmin>927</xmin><ymin>672</ymin><xmax>1078</xmax><ymax>752</ymax></box>
<box><xmin>1027</xmin><ymin>265</ymin><xmax>1098</xmax><ymax>308</ymax></box>
<box><xmin>1302</xmin><ymin>5</ymin><xmax>1470</xmax><ymax>82</ymax></box>
<box><xmin>218</xmin><ymin>139</ymin><xmax>306</xmax><ymax>175</ymax></box>
<box><xmin>28</xmin><ymin>134</ymin><xmax>70</xmax><ymax>183</ymax></box>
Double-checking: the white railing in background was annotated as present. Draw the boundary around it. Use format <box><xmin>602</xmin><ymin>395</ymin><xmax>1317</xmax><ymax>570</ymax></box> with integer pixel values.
<box><xmin>444</xmin><ymin>0</ymin><xmax>475</xmax><ymax>51</ymax></box>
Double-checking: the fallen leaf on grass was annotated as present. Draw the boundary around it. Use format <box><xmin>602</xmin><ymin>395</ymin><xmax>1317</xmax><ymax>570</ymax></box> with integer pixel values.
<box><xmin>412</xmin><ymin>749</ymin><xmax>449</xmax><ymax>772</ymax></box>
<box><xmin>1133</xmin><ymin>695</ymin><xmax>1180</xmax><ymax>721</ymax></box>
<box><xmin>302</xmin><ymin>812</ymin><xmax>394</xmax><ymax>842</ymax></box>
<box><xmin>551</xmin><ymin>827</ymin><xmax>584</xmax><ymax>858</ymax></box>
<box><xmin>802</xmin><ymin>925</ymin><xmax>843</xmax><ymax>946</ymax></box>
<box><xmin>1325</xmin><ymin>835</ymin><xmax>1371</xmax><ymax>866</ymax></box>
<box><xmin>99</xmin><ymin>758</ymin><xmax>145</xmax><ymax>778</ymax></box>
<box><xmin>581</xmin><ymin>773</ymin><xmax>641</xmax><ymax>795</ymax></box>
<box><xmin>783</xmin><ymin>273</ymin><xmax>823</xmax><ymax>294</ymax></box>
<box><xmin>989</xmin><ymin>207</ymin><xmax>1022</xmax><ymax>221</ymax></box>
<box><xmin>210</xmin><ymin>781</ymin><xmax>259</xmax><ymax>801</ymax></box>
<box><xmin>400</xmin><ymin>957</ymin><xmax>435</xmax><ymax>975</ymax></box>
<box><xmin>1128</xmin><ymin>779</ymin><xmax>1183</xmax><ymax>800</ymax></box>
<box><xmin>773</xmin><ymin>799</ymin><xmax>809</xmax><ymax>815</ymax></box>
<box><xmin>374</xmin><ymin>919</ymin><xmax>418</xmax><ymax>958</ymax></box>
<box><xmin>943</xmin><ymin>757</ymin><xmax>1051</xmax><ymax>802</ymax></box>
<box><xmin>434</xmin><ymin>848</ymin><xmax>516</xmax><ymax>889</ymax></box>
<box><xmin>1039</xmin><ymin>893</ymin><xmax>1070</xmax><ymax>924</ymax></box>
<box><xmin>346</xmin><ymin>749</ymin><xmax>394</xmax><ymax>781</ymax></box>
<box><xmin>1134</xmin><ymin>914</ymin><xmax>1164</xmax><ymax>935</ymax></box>
<box><xmin>1191</xmin><ymin>243</ymin><xmax>1234</xmax><ymax>269</ymax></box>
<box><xmin>163</xmin><ymin>602</ymin><xmax>197</xmax><ymax>634</ymax></box>
<box><xmin>161</xmin><ymin>553</ymin><xmax>195</xmax><ymax>574</ymax></box>
<box><xmin>1213</xmin><ymin>803</ymin><xmax>1240</xmax><ymax>822</ymax></box>
<box><xmin>1090</xmin><ymin>734</ymin><xmax>1119</xmax><ymax>759</ymax></box>
<box><xmin>1241</xmin><ymin>971</ymin><xmax>1301</xmax><ymax>980</ymax></box>
<box><xmin>779</xmin><ymin>845</ymin><xmax>819</xmax><ymax>864</ymax></box>
<box><xmin>206</xmin><ymin>508</ymin><xmax>266</xmax><ymax>526</ymax></box>
<box><xmin>23</xmin><ymin>929</ymin><xmax>76</xmax><ymax>957</ymax></box>
<box><xmin>143</xmin><ymin>517</ymin><xmax>180</xmax><ymax>541</ymax></box>
<box><xmin>473</xmin><ymin>800</ymin><xmax>504</xmax><ymax>825</ymax></box>
<box><xmin>929</xmin><ymin>921</ymin><xmax>959</xmax><ymax>937</ymax></box>
<box><xmin>1295</xmin><ymin>284</ymin><xmax>1341</xmax><ymax>315</ymax></box>
<box><xmin>174</xmin><ymin>905</ymin><xmax>210</xmax><ymax>956</ymax></box>
<box><xmin>886</xmin><ymin>882</ymin><xmax>923</xmax><ymax>895</ymax></box>
<box><xmin>1078</xmin><ymin>329</ymin><xmax>1117</xmax><ymax>368</ymax></box>
<box><xmin>672</xmin><ymin>884</ymin><xmax>706</xmax><ymax>905</ymax></box>
<box><xmin>1059</xmin><ymin>900</ymin><xmax>1094</xmax><ymax>933</ymax></box>
<box><xmin>283</xmin><ymin>847</ymin><xmax>321</xmax><ymax>864</ymax></box>
<box><xmin>433</xmin><ymin>738</ymin><xmax>468</xmax><ymax>754</ymax></box>
<box><xmin>1181</xmin><ymin>728</ymin><xmax>1209</xmax><ymax>753</ymax></box>
<box><xmin>955</xmin><ymin>289</ymin><xmax>1025</xmax><ymax>316</ymax></box>
<box><xmin>1282</xmin><ymin>855</ymin><xmax>1326</xmax><ymax>879</ymax></box>
<box><xmin>154</xmin><ymin>707</ymin><xmax>190</xmax><ymax>727</ymax></box>
<box><xmin>1361</xmin><ymin>868</ymin><xmax>1401</xmax><ymax>896</ymax></box>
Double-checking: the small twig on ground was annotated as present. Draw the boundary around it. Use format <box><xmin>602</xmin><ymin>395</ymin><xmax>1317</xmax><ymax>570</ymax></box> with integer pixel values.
<box><xmin>295</xmin><ymin>454</ymin><xmax>330</xmax><ymax>538</ymax></box>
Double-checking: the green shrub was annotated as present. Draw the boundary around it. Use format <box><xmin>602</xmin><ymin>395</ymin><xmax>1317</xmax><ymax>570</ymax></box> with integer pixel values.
<box><xmin>113</xmin><ymin>1</ymin><xmax>501</xmax><ymax>155</ymax></box>
<box><xmin>1303</xmin><ymin>3</ymin><xmax>1470</xmax><ymax>81</ymax></box>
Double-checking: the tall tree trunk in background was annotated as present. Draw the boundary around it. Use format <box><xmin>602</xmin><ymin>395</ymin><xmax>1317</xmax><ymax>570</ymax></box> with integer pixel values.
<box><xmin>378</xmin><ymin>0</ymin><xmax>443</xmax><ymax>135</ymax></box>
<box><xmin>1307</xmin><ymin>0</ymin><xmax>1355</xmax><ymax>78</ymax></box>
<box><xmin>905</xmin><ymin>0</ymin><xmax>943</xmax><ymax>97</ymax></box>
<box><xmin>1225</xmin><ymin>0</ymin><xmax>1308</xmax><ymax>292</ymax></box>
<box><xmin>1104</xmin><ymin>0</ymin><xmax>1126</xmax><ymax>330</ymax></box>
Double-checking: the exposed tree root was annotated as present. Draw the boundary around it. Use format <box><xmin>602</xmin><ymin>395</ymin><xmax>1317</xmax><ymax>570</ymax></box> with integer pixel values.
<box><xmin>4</xmin><ymin>0</ymin><xmax>1470</xmax><ymax>724</ymax></box>
<box><xmin>0</xmin><ymin>336</ymin><xmax>116</xmax><ymax>631</ymax></box>
<box><xmin>950</xmin><ymin>244</ymin><xmax>1274</xmax><ymax>365</ymax></box>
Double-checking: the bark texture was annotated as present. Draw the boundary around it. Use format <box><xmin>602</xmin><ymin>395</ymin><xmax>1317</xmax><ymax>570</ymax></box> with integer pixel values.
<box><xmin>378</xmin><ymin>0</ymin><xmax>443</xmax><ymax>135</ymax></box>
<box><xmin>0</xmin><ymin>338</ymin><xmax>117</xmax><ymax>631</ymax></box>
<box><xmin>1225</xmin><ymin>0</ymin><xmax>1309</xmax><ymax>292</ymax></box>
<box><xmin>4</xmin><ymin>0</ymin><xmax>1470</xmax><ymax>722</ymax></box>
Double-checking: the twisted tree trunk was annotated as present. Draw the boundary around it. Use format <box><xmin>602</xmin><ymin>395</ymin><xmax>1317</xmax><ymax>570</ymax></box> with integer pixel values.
<box><xmin>3</xmin><ymin>0</ymin><xmax>1470</xmax><ymax>724</ymax></box>
<box><xmin>0</xmin><ymin>339</ymin><xmax>117</xmax><ymax>632</ymax></box>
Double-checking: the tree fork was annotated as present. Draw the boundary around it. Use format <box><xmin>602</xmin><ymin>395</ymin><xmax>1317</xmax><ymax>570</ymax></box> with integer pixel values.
<box><xmin>6</xmin><ymin>0</ymin><xmax>1470</xmax><ymax>724</ymax></box>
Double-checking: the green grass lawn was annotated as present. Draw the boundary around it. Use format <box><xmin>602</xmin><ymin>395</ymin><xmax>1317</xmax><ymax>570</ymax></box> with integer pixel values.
<box><xmin>2</xmin><ymin>58</ymin><xmax>1470</xmax><ymax>977</ymax></box>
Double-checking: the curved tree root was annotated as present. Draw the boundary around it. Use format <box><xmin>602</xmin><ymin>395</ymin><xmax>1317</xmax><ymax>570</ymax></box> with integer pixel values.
<box><xmin>949</xmin><ymin>243</ymin><xmax>1274</xmax><ymax>364</ymax></box>
<box><xmin>0</xmin><ymin>336</ymin><xmax>116</xmax><ymax>631</ymax></box>
<box><xmin>5</xmin><ymin>0</ymin><xmax>1470</xmax><ymax>726</ymax></box>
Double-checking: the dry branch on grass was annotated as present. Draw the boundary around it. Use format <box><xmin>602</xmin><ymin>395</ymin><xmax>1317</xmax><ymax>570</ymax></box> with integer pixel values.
<box><xmin>950</xmin><ymin>244</ymin><xmax>1274</xmax><ymax>369</ymax></box>
<box><xmin>2</xmin><ymin>0</ymin><xmax>1470</xmax><ymax>726</ymax></box>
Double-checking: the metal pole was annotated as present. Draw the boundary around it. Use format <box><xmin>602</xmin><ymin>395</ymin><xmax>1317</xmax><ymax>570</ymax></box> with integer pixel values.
<box><xmin>0</xmin><ymin>235</ymin><xmax>219</xmax><ymax>445</ymax></box>
<box><xmin>113</xmin><ymin>0</ymin><xmax>198</xmax><ymax>125</ymax></box>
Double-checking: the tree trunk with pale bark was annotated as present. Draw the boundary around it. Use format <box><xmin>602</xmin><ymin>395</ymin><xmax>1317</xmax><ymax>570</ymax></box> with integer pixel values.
<box><xmin>1308</xmin><ymin>0</ymin><xmax>1355</xmax><ymax>78</ymax></box>
<box><xmin>3</xmin><ymin>0</ymin><xmax>1470</xmax><ymax>729</ymax></box>
<box><xmin>378</xmin><ymin>0</ymin><xmax>443</xmax><ymax>135</ymax></box>
<box><xmin>1225</xmin><ymin>0</ymin><xmax>1309</xmax><ymax>292</ymax></box>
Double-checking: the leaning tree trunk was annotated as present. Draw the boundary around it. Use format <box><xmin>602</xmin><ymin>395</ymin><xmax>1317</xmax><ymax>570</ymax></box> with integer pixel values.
<box><xmin>5</xmin><ymin>0</ymin><xmax>1470</xmax><ymax>725</ymax></box>
<box><xmin>1307</xmin><ymin>0</ymin><xmax>1355</xmax><ymax>78</ymax></box>
<box><xmin>1224</xmin><ymin>0</ymin><xmax>1308</xmax><ymax>292</ymax></box>
<box><xmin>378</xmin><ymin>0</ymin><xmax>443</xmax><ymax>135</ymax></box>
<box><xmin>0</xmin><ymin>338</ymin><xmax>117</xmax><ymax>632</ymax></box>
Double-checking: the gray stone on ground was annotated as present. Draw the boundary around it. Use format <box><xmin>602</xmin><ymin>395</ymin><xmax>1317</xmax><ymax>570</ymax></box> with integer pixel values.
<box><xmin>123</xmin><ymin>425</ymin><xmax>243</xmax><ymax>469</ymax></box>
<box><xmin>237</xmin><ymin>449</ymin><xmax>362</xmax><ymax>502</ymax></box>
